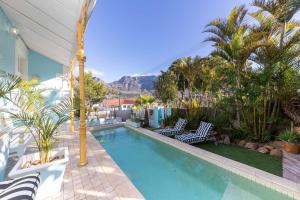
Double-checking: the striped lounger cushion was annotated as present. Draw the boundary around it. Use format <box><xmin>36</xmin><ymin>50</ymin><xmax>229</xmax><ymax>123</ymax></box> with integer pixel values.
<box><xmin>0</xmin><ymin>173</ymin><xmax>40</xmax><ymax>200</ymax></box>
<box><xmin>175</xmin><ymin>121</ymin><xmax>214</xmax><ymax>144</ymax></box>
<box><xmin>156</xmin><ymin>118</ymin><xmax>187</xmax><ymax>136</ymax></box>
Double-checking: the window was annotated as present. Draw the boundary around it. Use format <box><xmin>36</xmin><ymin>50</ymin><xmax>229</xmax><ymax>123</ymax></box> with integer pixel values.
<box><xmin>17</xmin><ymin>56</ymin><xmax>27</xmax><ymax>79</ymax></box>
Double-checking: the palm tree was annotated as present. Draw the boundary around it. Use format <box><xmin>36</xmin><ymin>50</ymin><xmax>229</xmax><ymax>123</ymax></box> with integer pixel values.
<box><xmin>205</xmin><ymin>5</ymin><xmax>266</xmax><ymax>127</ymax></box>
<box><xmin>250</xmin><ymin>1</ymin><xmax>300</xmax><ymax>133</ymax></box>
<box><xmin>0</xmin><ymin>71</ymin><xmax>22</xmax><ymax>100</ymax></box>
<box><xmin>135</xmin><ymin>95</ymin><xmax>155</xmax><ymax>127</ymax></box>
<box><xmin>171</xmin><ymin>57</ymin><xmax>204</xmax><ymax>106</ymax></box>
<box><xmin>252</xmin><ymin>0</ymin><xmax>300</xmax><ymax>49</ymax></box>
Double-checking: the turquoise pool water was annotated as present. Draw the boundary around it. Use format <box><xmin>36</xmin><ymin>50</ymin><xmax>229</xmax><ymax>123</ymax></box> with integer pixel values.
<box><xmin>93</xmin><ymin>127</ymin><xmax>291</xmax><ymax>200</ymax></box>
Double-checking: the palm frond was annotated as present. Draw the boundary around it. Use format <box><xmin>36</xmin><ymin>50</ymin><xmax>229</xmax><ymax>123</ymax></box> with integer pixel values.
<box><xmin>0</xmin><ymin>71</ymin><xmax>22</xmax><ymax>99</ymax></box>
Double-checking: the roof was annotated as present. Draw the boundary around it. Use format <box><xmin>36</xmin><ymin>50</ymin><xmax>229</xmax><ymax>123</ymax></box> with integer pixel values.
<box><xmin>0</xmin><ymin>0</ymin><xmax>96</xmax><ymax>66</ymax></box>
<box><xmin>102</xmin><ymin>99</ymin><xmax>135</xmax><ymax>106</ymax></box>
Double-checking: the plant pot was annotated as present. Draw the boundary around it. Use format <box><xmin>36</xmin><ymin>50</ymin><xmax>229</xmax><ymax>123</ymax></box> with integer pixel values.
<box><xmin>0</xmin><ymin>132</ymin><xmax>10</xmax><ymax>181</ymax></box>
<box><xmin>8</xmin><ymin>147</ymin><xmax>69</xmax><ymax>200</ymax></box>
<box><xmin>283</xmin><ymin>142</ymin><xmax>299</xmax><ymax>154</ymax></box>
<box><xmin>294</xmin><ymin>126</ymin><xmax>300</xmax><ymax>135</ymax></box>
<box><xmin>126</xmin><ymin>120</ymin><xmax>141</xmax><ymax>128</ymax></box>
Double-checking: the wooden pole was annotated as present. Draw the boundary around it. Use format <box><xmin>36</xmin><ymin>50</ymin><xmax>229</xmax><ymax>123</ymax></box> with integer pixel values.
<box><xmin>69</xmin><ymin>59</ymin><xmax>75</xmax><ymax>133</ymax></box>
<box><xmin>77</xmin><ymin>3</ymin><xmax>88</xmax><ymax>166</ymax></box>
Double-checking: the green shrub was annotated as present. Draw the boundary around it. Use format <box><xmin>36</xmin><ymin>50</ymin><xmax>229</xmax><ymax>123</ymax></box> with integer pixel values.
<box><xmin>231</xmin><ymin>129</ymin><xmax>251</xmax><ymax>140</ymax></box>
<box><xmin>278</xmin><ymin>130</ymin><xmax>300</xmax><ymax>143</ymax></box>
<box><xmin>185</xmin><ymin>108</ymin><xmax>203</xmax><ymax>130</ymax></box>
<box><xmin>163</xmin><ymin>111</ymin><xmax>180</xmax><ymax>127</ymax></box>
<box><xmin>129</xmin><ymin>118</ymin><xmax>143</xmax><ymax>123</ymax></box>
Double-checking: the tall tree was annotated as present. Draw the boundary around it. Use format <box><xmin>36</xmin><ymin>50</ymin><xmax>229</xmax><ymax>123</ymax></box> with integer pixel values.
<box><xmin>170</xmin><ymin>57</ymin><xmax>203</xmax><ymax>106</ymax></box>
<box><xmin>154</xmin><ymin>70</ymin><xmax>178</xmax><ymax>107</ymax></box>
<box><xmin>74</xmin><ymin>72</ymin><xmax>106</xmax><ymax>117</ymax></box>
<box><xmin>250</xmin><ymin>0</ymin><xmax>300</xmax><ymax>134</ymax></box>
<box><xmin>205</xmin><ymin>5</ymin><xmax>266</xmax><ymax>127</ymax></box>
<box><xmin>252</xmin><ymin>0</ymin><xmax>300</xmax><ymax>49</ymax></box>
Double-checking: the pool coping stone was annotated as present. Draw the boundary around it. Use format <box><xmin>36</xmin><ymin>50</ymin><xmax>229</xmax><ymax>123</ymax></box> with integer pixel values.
<box><xmin>124</xmin><ymin>125</ymin><xmax>300</xmax><ymax>200</ymax></box>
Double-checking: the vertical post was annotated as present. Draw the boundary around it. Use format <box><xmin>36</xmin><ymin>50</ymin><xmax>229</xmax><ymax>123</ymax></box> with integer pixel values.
<box><xmin>69</xmin><ymin>59</ymin><xmax>75</xmax><ymax>133</ymax></box>
<box><xmin>77</xmin><ymin>12</ymin><xmax>87</xmax><ymax>166</ymax></box>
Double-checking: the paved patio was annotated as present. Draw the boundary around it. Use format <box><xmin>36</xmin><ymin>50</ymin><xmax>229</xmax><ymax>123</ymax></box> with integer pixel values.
<box><xmin>283</xmin><ymin>151</ymin><xmax>300</xmax><ymax>184</ymax></box>
<box><xmin>6</xmin><ymin>128</ymin><xmax>144</xmax><ymax>200</ymax></box>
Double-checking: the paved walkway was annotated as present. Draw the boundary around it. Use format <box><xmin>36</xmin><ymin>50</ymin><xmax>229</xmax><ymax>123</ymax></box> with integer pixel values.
<box><xmin>283</xmin><ymin>151</ymin><xmax>300</xmax><ymax>183</ymax></box>
<box><xmin>6</xmin><ymin>129</ymin><xmax>144</xmax><ymax>200</ymax></box>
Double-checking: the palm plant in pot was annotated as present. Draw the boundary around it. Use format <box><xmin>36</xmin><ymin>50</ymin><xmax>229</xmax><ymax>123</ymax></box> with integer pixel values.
<box><xmin>8</xmin><ymin>98</ymin><xmax>71</xmax><ymax>199</ymax></box>
<box><xmin>134</xmin><ymin>95</ymin><xmax>155</xmax><ymax>127</ymax></box>
<box><xmin>278</xmin><ymin>130</ymin><xmax>300</xmax><ymax>154</ymax></box>
<box><xmin>0</xmin><ymin>71</ymin><xmax>22</xmax><ymax>181</ymax></box>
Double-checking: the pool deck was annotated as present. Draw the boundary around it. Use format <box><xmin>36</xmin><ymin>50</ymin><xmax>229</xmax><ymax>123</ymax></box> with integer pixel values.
<box><xmin>125</xmin><ymin>125</ymin><xmax>300</xmax><ymax>200</ymax></box>
<box><xmin>5</xmin><ymin>124</ymin><xmax>300</xmax><ymax>199</ymax></box>
<box><xmin>283</xmin><ymin>151</ymin><xmax>300</xmax><ymax>184</ymax></box>
<box><xmin>6</xmin><ymin>124</ymin><xmax>144</xmax><ymax>200</ymax></box>
<box><xmin>52</xmin><ymin>129</ymin><xmax>144</xmax><ymax>200</ymax></box>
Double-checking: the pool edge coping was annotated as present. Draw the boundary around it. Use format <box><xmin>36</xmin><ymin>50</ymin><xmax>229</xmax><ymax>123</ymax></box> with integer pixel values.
<box><xmin>124</xmin><ymin>125</ymin><xmax>300</xmax><ymax>200</ymax></box>
<box><xmin>87</xmin><ymin>125</ymin><xmax>145</xmax><ymax>200</ymax></box>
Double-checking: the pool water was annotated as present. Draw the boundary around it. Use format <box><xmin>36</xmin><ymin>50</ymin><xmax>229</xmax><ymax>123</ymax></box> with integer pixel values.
<box><xmin>93</xmin><ymin>127</ymin><xmax>291</xmax><ymax>200</ymax></box>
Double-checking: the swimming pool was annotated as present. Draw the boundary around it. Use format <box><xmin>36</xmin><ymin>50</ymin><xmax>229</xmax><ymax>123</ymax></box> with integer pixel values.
<box><xmin>93</xmin><ymin>127</ymin><xmax>291</xmax><ymax>200</ymax></box>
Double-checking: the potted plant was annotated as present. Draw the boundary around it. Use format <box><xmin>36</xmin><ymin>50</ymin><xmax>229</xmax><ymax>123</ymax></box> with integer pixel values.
<box><xmin>8</xmin><ymin>99</ymin><xmax>71</xmax><ymax>200</ymax></box>
<box><xmin>126</xmin><ymin>118</ymin><xmax>143</xmax><ymax>128</ymax></box>
<box><xmin>134</xmin><ymin>95</ymin><xmax>155</xmax><ymax>127</ymax></box>
<box><xmin>278</xmin><ymin>130</ymin><xmax>300</xmax><ymax>154</ymax></box>
<box><xmin>0</xmin><ymin>71</ymin><xmax>22</xmax><ymax>181</ymax></box>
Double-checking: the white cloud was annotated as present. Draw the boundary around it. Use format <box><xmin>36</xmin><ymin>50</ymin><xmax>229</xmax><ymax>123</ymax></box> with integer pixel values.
<box><xmin>74</xmin><ymin>67</ymin><xmax>104</xmax><ymax>77</ymax></box>
<box><xmin>130</xmin><ymin>72</ymin><xmax>160</xmax><ymax>77</ymax></box>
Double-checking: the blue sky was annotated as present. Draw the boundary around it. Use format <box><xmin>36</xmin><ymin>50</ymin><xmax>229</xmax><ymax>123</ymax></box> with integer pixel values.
<box><xmin>84</xmin><ymin>0</ymin><xmax>254</xmax><ymax>82</ymax></box>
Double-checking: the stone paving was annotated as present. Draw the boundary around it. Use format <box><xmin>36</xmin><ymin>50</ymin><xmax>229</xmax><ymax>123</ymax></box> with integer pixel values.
<box><xmin>6</xmin><ymin>129</ymin><xmax>144</xmax><ymax>200</ymax></box>
<box><xmin>283</xmin><ymin>151</ymin><xmax>300</xmax><ymax>184</ymax></box>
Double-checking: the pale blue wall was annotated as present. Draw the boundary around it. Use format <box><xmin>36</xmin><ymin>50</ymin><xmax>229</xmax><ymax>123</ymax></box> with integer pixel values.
<box><xmin>28</xmin><ymin>50</ymin><xmax>63</xmax><ymax>82</ymax></box>
<box><xmin>0</xmin><ymin>8</ymin><xmax>15</xmax><ymax>74</ymax></box>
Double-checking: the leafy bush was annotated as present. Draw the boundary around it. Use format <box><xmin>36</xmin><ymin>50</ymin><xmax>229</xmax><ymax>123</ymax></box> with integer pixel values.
<box><xmin>163</xmin><ymin>111</ymin><xmax>180</xmax><ymax>127</ymax></box>
<box><xmin>128</xmin><ymin>118</ymin><xmax>143</xmax><ymax>123</ymax></box>
<box><xmin>231</xmin><ymin>129</ymin><xmax>251</xmax><ymax>140</ymax></box>
<box><xmin>185</xmin><ymin>108</ymin><xmax>203</xmax><ymax>130</ymax></box>
<box><xmin>278</xmin><ymin>130</ymin><xmax>300</xmax><ymax>143</ymax></box>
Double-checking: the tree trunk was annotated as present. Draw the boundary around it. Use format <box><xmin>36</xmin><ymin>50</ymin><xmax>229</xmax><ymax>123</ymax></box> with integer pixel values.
<box><xmin>281</xmin><ymin>100</ymin><xmax>300</xmax><ymax>126</ymax></box>
<box><xmin>144</xmin><ymin>107</ymin><xmax>149</xmax><ymax>127</ymax></box>
<box><xmin>235</xmin><ymin>66</ymin><xmax>241</xmax><ymax>128</ymax></box>
<box><xmin>279</xmin><ymin>22</ymin><xmax>286</xmax><ymax>50</ymax></box>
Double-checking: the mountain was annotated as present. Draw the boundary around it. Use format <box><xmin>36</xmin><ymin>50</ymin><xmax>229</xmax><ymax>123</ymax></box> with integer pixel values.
<box><xmin>108</xmin><ymin>75</ymin><xmax>158</xmax><ymax>95</ymax></box>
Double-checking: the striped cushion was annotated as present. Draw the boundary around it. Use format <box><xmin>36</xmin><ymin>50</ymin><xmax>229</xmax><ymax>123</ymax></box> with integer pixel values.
<box><xmin>156</xmin><ymin>128</ymin><xmax>182</xmax><ymax>136</ymax></box>
<box><xmin>0</xmin><ymin>173</ymin><xmax>40</xmax><ymax>200</ymax></box>
<box><xmin>175</xmin><ymin>121</ymin><xmax>214</xmax><ymax>144</ymax></box>
<box><xmin>174</xmin><ymin>118</ymin><xmax>187</xmax><ymax>131</ymax></box>
<box><xmin>195</xmin><ymin>121</ymin><xmax>214</xmax><ymax>138</ymax></box>
<box><xmin>175</xmin><ymin>133</ymin><xmax>207</xmax><ymax>144</ymax></box>
<box><xmin>156</xmin><ymin>118</ymin><xmax>187</xmax><ymax>136</ymax></box>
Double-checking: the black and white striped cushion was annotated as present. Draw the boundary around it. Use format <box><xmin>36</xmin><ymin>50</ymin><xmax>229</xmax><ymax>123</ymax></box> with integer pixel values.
<box><xmin>195</xmin><ymin>121</ymin><xmax>213</xmax><ymax>138</ymax></box>
<box><xmin>175</xmin><ymin>121</ymin><xmax>214</xmax><ymax>144</ymax></box>
<box><xmin>174</xmin><ymin>118</ymin><xmax>187</xmax><ymax>131</ymax></box>
<box><xmin>175</xmin><ymin>133</ymin><xmax>207</xmax><ymax>144</ymax></box>
<box><xmin>156</xmin><ymin>118</ymin><xmax>187</xmax><ymax>136</ymax></box>
<box><xmin>0</xmin><ymin>173</ymin><xmax>40</xmax><ymax>200</ymax></box>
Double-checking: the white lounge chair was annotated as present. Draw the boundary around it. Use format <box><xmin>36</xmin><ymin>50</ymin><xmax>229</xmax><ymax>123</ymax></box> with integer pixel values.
<box><xmin>175</xmin><ymin>121</ymin><xmax>215</xmax><ymax>144</ymax></box>
<box><xmin>156</xmin><ymin>118</ymin><xmax>187</xmax><ymax>137</ymax></box>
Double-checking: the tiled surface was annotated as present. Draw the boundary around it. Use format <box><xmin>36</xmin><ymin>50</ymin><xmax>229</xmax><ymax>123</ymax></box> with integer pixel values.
<box><xmin>6</xmin><ymin>126</ymin><xmax>144</xmax><ymax>200</ymax></box>
<box><xmin>283</xmin><ymin>151</ymin><xmax>300</xmax><ymax>183</ymax></box>
<box><xmin>126</xmin><ymin>125</ymin><xmax>300</xmax><ymax>200</ymax></box>
<box><xmin>6</xmin><ymin>124</ymin><xmax>300</xmax><ymax>199</ymax></box>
